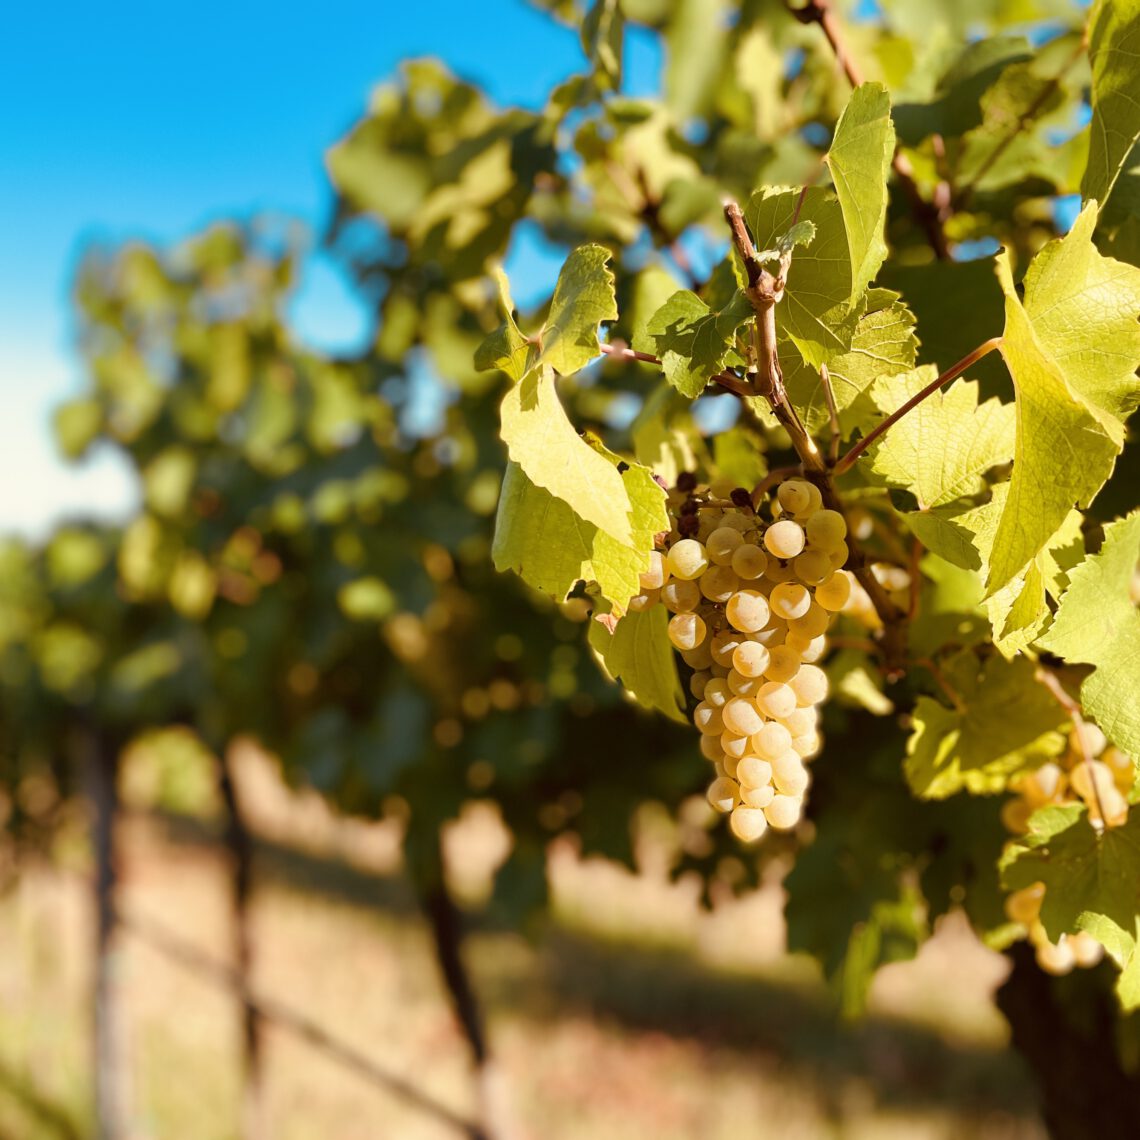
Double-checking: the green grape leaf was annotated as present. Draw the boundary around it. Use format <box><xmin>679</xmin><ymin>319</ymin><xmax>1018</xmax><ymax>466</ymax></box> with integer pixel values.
<box><xmin>542</xmin><ymin>244</ymin><xmax>618</xmax><ymax>375</ymax></box>
<box><xmin>781</xmin><ymin>290</ymin><xmax>918</xmax><ymax>434</ymax></box>
<box><xmin>1039</xmin><ymin>511</ymin><xmax>1140</xmax><ymax>756</ymax></box>
<box><xmin>746</xmin><ymin>186</ymin><xmax>853</xmax><ymax>367</ymax></box>
<box><xmin>638</xmin><ymin>289</ymin><xmax>753</xmax><ymax>398</ymax></box>
<box><xmin>475</xmin><ymin>267</ymin><xmax>533</xmax><ymax>381</ymax></box>
<box><xmin>826</xmin><ymin>83</ymin><xmax>895</xmax><ymax>299</ymax></box>
<box><xmin>905</xmin><ymin>652</ymin><xmax>1067</xmax><ymax>799</ymax></box>
<box><xmin>500</xmin><ymin>366</ymin><xmax>634</xmax><ymax>541</ymax></box>
<box><xmin>492</xmin><ymin>455</ymin><xmax>666</xmax><ymax>613</ymax></box>
<box><xmin>756</xmin><ymin>220</ymin><xmax>817</xmax><ymax>263</ymax></box>
<box><xmin>1082</xmin><ymin>0</ymin><xmax>1140</xmax><ymax>209</ymax></box>
<box><xmin>589</xmin><ymin>605</ymin><xmax>686</xmax><ymax>723</ymax></box>
<box><xmin>865</xmin><ymin>371</ymin><xmax>1015</xmax><ymax>509</ymax></box>
<box><xmin>1001</xmin><ymin>804</ymin><xmax>1140</xmax><ymax>1010</ymax></box>
<box><xmin>988</xmin><ymin>211</ymin><xmax>1140</xmax><ymax>593</ymax></box>
<box><xmin>629</xmin><ymin>384</ymin><xmax>707</xmax><ymax>487</ymax></box>
<box><xmin>581</xmin><ymin>0</ymin><xmax>623</xmax><ymax>90</ymax></box>
<box><xmin>1022</xmin><ymin>203</ymin><xmax>1140</xmax><ymax>428</ymax></box>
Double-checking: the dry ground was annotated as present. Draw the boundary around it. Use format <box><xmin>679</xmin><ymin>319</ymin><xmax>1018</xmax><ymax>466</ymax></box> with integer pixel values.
<box><xmin>0</xmin><ymin>748</ymin><xmax>1046</xmax><ymax>1140</ymax></box>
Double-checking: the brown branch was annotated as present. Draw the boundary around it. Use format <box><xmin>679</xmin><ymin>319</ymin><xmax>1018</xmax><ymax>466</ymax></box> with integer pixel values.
<box><xmin>1037</xmin><ymin>667</ymin><xmax>1109</xmax><ymax>830</ymax></box>
<box><xmin>723</xmin><ymin>200</ymin><xmax>907</xmax><ymax>672</ymax></box>
<box><xmin>788</xmin><ymin>0</ymin><xmax>951</xmax><ymax>260</ymax></box>
<box><xmin>833</xmin><ymin>337</ymin><xmax>1003</xmax><ymax>476</ymax></box>
<box><xmin>117</xmin><ymin>906</ymin><xmax>484</xmax><ymax>1139</ymax></box>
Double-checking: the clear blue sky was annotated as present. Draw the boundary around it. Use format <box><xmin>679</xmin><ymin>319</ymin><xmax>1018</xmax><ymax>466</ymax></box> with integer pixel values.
<box><xmin>0</xmin><ymin>1</ymin><xmax>662</xmax><ymax>537</ymax></box>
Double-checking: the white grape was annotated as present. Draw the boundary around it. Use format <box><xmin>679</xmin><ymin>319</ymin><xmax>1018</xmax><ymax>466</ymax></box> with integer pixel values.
<box><xmin>764</xmin><ymin>519</ymin><xmax>806</xmax><ymax>560</ymax></box>
<box><xmin>779</xmin><ymin>705</ymin><xmax>818</xmax><ymax>737</ymax></box>
<box><xmin>814</xmin><ymin>570</ymin><xmax>852</xmax><ymax>611</ymax></box>
<box><xmin>668</xmin><ymin>612</ymin><xmax>707</xmax><ymax>652</ymax></box>
<box><xmin>828</xmin><ymin>542</ymin><xmax>849</xmax><ymax>569</ymax></box>
<box><xmin>1035</xmin><ymin>936</ymin><xmax>1076</xmax><ymax>976</ymax></box>
<box><xmin>751</xmin><ymin>619</ymin><xmax>789</xmax><ymax>647</ymax></box>
<box><xmin>699</xmin><ymin>733</ymin><xmax>724</xmax><ymax>762</ymax></box>
<box><xmin>790</xmin><ymin>664</ymin><xmax>828</xmax><ymax>706</ymax></box>
<box><xmin>793</xmin><ymin>548</ymin><xmax>832</xmax><ymax>586</ymax></box>
<box><xmin>628</xmin><ymin>589</ymin><xmax>660</xmax><ymax>612</ymax></box>
<box><xmin>707</xmin><ymin>776</ymin><xmax>739</xmax><ymax>814</ymax></box>
<box><xmin>689</xmin><ymin>670</ymin><xmax>711</xmax><ymax>700</ymax></box>
<box><xmin>763</xmin><ymin>559</ymin><xmax>797</xmax><ymax>584</ymax></box>
<box><xmin>680</xmin><ymin>641</ymin><xmax>714</xmax><ymax>670</ymax></box>
<box><xmin>756</xmin><ymin>681</ymin><xmax>797</xmax><ymax>720</ymax></box>
<box><xmin>730</xmin><ymin>543</ymin><xmax>768</xmax><ymax>580</ymax></box>
<box><xmin>763</xmin><ymin>644</ymin><xmax>801</xmax><ymax>684</ymax></box>
<box><xmin>764</xmin><ymin>794</ymin><xmax>802</xmax><ymax>830</ymax></box>
<box><xmin>692</xmin><ymin>700</ymin><xmax>724</xmax><ymax>736</ymax></box>
<box><xmin>667</xmin><ymin>538</ymin><xmax>710</xmax><ymax>580</ymax></box>
<box><xmin>785</xmin><ymin>631</ymin><xmax>827</xmax><ymax>663</ymax></box>
<box><xmin>777</xmin><ymin>480</ymin><xmax>814</xmax><ymax>516</ymax></box>
<box><xmin>732</xmin><ymin>640</ymin><xmax>771</xmax><ymax>679</ymax></box>
<box><xmin>792</xmin><ymin>732</ymin><xmax>821</xmax><ymax>759</ymax></box>
<box><xmin>640</xmin><ymin>550</ymin><xmax>668</xmax><ymax>590</ymax></box>
<box><xmin>727</xmin><ymin>669</ymin><xmax>763</xmax><ymax>698</ymax></box>
<box><xmin>769</xmin><ymin>582</ymin><xmax>811</xmax><ymax>620</ymax></box>
<box><xmin>720</xmin><ymin>731</ymin><xmax>751</xmax><ymax>761</ymax></box>
<box><xmin>805</xmin><ymin>510</ymin><xmax>847</xmax><ymax>550</ymax></box>
<box><xmin>725</xmin><ymin>589</ymin><xmax>770</xmax><ymax>633</ymax></box>
<box><xmin>752</xmin><ymin>720</ymin><xmax>793</xmax><ymax>761</ymax></box>
<box><xmin>661</xmin><ymin>579</ymin><xmax>701</xmax><ymax>613</ymax></box>
<box><xmin>736</xmin><ymin>755</ymin><xmax>774</xmax><ymax>788</ymax></box>
<box><xmin>1004</xmin><ymin>881</ymin><xmax>1045</xmax><ymax>925</ymax></box>
<box><xmin>740</xmin><ymin>783</ymin><xmax>775</xmax><ymax>809</ymax></box>
<box><xmin>707</xmin><ymin>527</ymin><xmax>744</xmax><ymax>566</ymax></box>
<box><xmin>772</xmin><ymin>751</ymin><xmax>810</xmax><ymax>795</ymax></box>
<box><xmin>723</xmin><ymin>696</ymin><xmax>764</xmax><ymax>736</ymax></box>
<box><xmin>787</xmin><ymin>602</ymin><xmax>829</xmax><ymax>640</ymax></box>
<box><xmin>710</xmin><ymin>628</ymin><xmax>745</xmax><ymax>668</ymax></box>
<box><xmin>703</xmin><ymin>677</ymin><xmax>730</xmax><ymax>708</ymax></box>
<box><xmin>699</xmin><ymin>564</ymin><xmax>740</xmax><ymax>603</ymax></box>
<box><xmin>730</xmin><ymin>807</ymin><xmax>769</xmax><ymax>843</ymax></box>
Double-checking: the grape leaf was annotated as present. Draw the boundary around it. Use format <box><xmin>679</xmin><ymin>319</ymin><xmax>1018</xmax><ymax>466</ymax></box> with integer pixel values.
<box><xmin>746</xmin><ymin>186</ymin><xmax>853</xmax><ymax>367</ymax></box>
<box><xmin>1082</xmin><ymin>0</ymin><xmax>1140</xmax><ymax>209</ymax></box>
<box><xmin>905</xmin><ymin>651</ymin><xmax>1067</xmax><ymax>799</ymax></box>
<box><xmin>500</xmin><ymin>366</ymin><xmax>634</xmax><ymax>542</ymax></box>
<box><xmin>780</xmin><ymin>290</ymin><xmax>918</xmax><ymax>434</ymax></box>
<box><xmin>865</xmin><ymin>371</ymin><xmax>1015</xmax><ymax>509</ymax></box>
<box><xmin>1022</xmin><ymin>203</ymin><xmax>1140</xmax><ymax>428</ymax></box>
<box><xmin>492</xmin><ymin>455</ymin><xmax>666</xmax><ymax>613</ymax></box>
<box><xmin>475</xmin><ymin>267</ymin><xmax>533</xmax><ymax>382</ymax></box>
<box><xmin>637</xmin><ymin>289</ymin><xmax>753</xmax><ymax>398</ymax></box>
<box><xmin>1038</xmin><ymin>511</ymin><xmax>1140</xmax><ymax>757</ymax></box>
<box><xmin>588</xmin><ymin>605</ymin><xmax>686</xmax><ymax>723</ymax></box>
<box><xmin>987</xmin><ymin>212</ymin><xmax>1140</xmax><ymax>594</ymax></box>
<box><xmin>1001</xmin><ymin>804</ymin><xmax>1140</xmax><ymax>1010</ymax></box>
<box><xmin>542</xmin><ymin>244</ymin><xmax>619</xmax><ymax>375</ymax></box>
<box><xmin>826</xmin><ymin>83</ymin><xmax>895</xmax><ymax>299</ymax></box>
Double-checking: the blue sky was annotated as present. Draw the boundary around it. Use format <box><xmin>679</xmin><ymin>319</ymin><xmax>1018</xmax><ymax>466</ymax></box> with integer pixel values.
<box><xmin>0</xmin><ymin>1</ymin><xmax>663</xmax><ymax>537</ymax></box>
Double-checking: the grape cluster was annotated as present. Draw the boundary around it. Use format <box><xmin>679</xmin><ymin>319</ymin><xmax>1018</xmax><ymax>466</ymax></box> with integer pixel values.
<box><xmin>1002</xmin><ymin>724</ymin><xmax>1134</xmax><ymax>975</ymax></box>
<box><xmin>631</xmin><ymin>474</ymin><xmax>853</xmax><ymax>844</ymax></box>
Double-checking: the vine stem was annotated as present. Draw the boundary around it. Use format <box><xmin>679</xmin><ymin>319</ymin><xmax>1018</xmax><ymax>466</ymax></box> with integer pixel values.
<box><xmin>1036</xmin><ymin>668</ymin><xmax>1109</xmax><ymax>831</ymax></box>
<box><xmin>599</xmin><ymin>340</ymin><xmax>754</xmax><ymax>398</ymax></box>
<box><xmin>788</xmin><ymin>0</ymin><xmax>951</xmax><ymax>260</ymax></box>
<box><xmin>832</xmin><ymin>337</ymin><xmax>1003</xmax><ymax>476</ymax></box>
<box><xmin>723</xmin><ymin>201</ymin><xmax>908</xmax><ymax>672</ymax></box>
